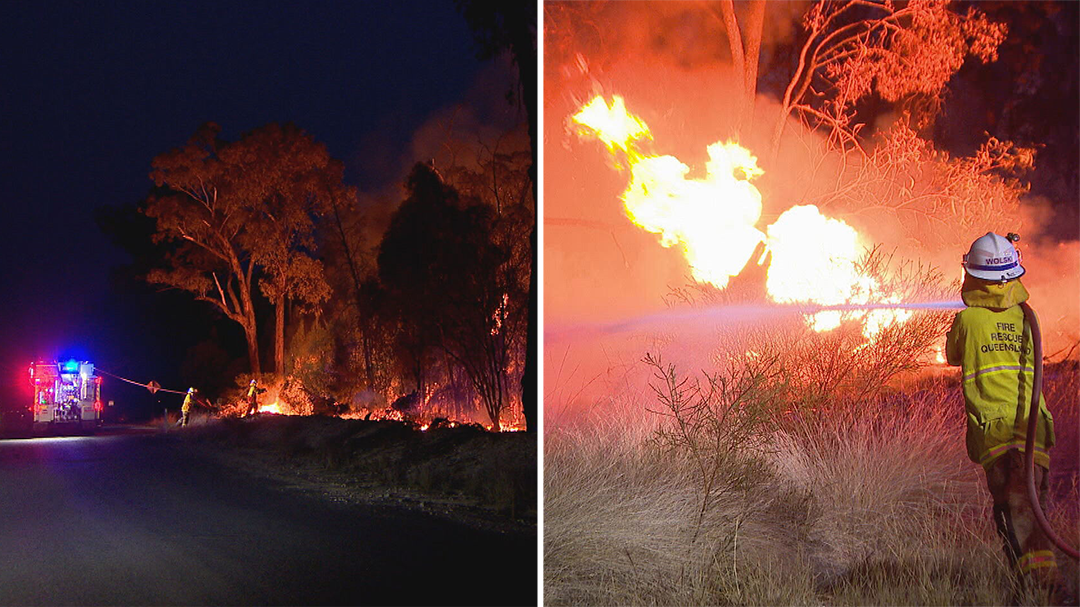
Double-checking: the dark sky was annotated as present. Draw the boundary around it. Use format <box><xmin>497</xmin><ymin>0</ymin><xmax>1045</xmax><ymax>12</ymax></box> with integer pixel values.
<box><xmin>0</xmin><ymin>1</ymin><xmax>515</xmax><ymax>410</ymax></box>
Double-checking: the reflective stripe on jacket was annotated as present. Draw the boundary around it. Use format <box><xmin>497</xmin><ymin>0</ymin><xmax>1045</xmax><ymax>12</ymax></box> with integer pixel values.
<box><xmin>946</xmin><ymin>277</ymin><xmax>1054</xmax><ymax>470</ymax></box>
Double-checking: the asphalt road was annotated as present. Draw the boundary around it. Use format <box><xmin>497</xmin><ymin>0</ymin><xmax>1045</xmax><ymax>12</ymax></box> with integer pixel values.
<box><xmin>0</xmin><ymin>428</ymin><xmax>536</xmax><ymax>606</ymax></box>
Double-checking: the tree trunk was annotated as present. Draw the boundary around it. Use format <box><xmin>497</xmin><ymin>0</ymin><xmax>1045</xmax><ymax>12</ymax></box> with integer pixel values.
<box><xmin>491</xmin><ymin>358</ymin><xmax>505</xmax><ymax>432</ymax></box>
<box><xmin>521</xmin><ymin>225</ymin><xmax>536</xmax><ymax>433</ymax></box>
<box><xmin>329</xmin><ymin>188</ymin><xmax>371</xmax><ymax>360</ymax></box>
<box><xmin>243</xmin><ymin>316</ymin><xmax>261</xmax><ymax>375</ymax></box>
<box><xmin>237</xmin><ymin>265</ymin><xmax>261</xmax><ymax>375</ymax></box>
<box><xmin>275</xmin><ymin>293</ymin><xmax>285</xmax><ymax>377</ymax></box>
<box><xmin>509</xmin><ymin>11</ymin><xmax>537</xmax><ymax>434</ymax></box>
<box><xmin>720</xmin><ymin>0</ymin><xmax>766</xmax><ymax>138</ymax></box>
<box><xmin>414</xmin><ymin>354</ymin><xmax>424</xmax><ymax>400</ymax></box>
<box><xmin>362</xmin><ymin>324</ymin><xmax>376</xmax><ymax>391</ymax></box>
<box><xmin>742</xmin><ymin>0</ymin><xmax>766</xmax><ymax>131</ymax></box>
<box><xmin>719</xmin><ymin>1</ymin><xmax>747</xmax><ymax>133</ymax></box>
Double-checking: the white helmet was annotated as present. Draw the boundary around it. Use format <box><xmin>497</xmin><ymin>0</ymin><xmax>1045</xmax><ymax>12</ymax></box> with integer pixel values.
<box><xmin>963</xmin><ymin>232</ymin><xmax>1024</xmax><ymax>281</ymax></box>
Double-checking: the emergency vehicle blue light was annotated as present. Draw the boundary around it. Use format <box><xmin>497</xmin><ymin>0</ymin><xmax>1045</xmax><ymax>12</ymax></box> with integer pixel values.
<box><xmin>63</xmin><ymin>359</ymin><xmax>79</xmax><ymax>373</ymax></box>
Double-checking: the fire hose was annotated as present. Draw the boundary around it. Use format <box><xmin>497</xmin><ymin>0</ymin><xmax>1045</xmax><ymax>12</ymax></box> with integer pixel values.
<box><xmin>94</xmin><ymin>368</ymin><xmax>188</xmax><ymax>395</ymax></box>
<box><xmin>1020</xmin><ymin>302</ymin><xmax>1079</xmax><ymax>561</ymax></box>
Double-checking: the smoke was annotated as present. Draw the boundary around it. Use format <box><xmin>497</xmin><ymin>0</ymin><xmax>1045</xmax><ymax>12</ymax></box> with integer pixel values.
<box><xmin>544</xmin><ymin>1</ymin><xmax>1079</xmax><ymax>421</ymax></box>
<box><xmin>545</xmin><ymin>2</ymin><xmax>806</xmax><ymax>91</ymax></box>
<box><xmin>345</xmin><ymin>55</ymin><xmax>527</xmax><ymax>262</ymax></box>
<box><xmin>1019</xmin><ymin>238</ymin><xmax>1080</xmax><ymax>358</ymax></box>
<box><xmin>408</xmin><ymin>53</ymin><xmax>527</xmax><ymax>173</ymax></box>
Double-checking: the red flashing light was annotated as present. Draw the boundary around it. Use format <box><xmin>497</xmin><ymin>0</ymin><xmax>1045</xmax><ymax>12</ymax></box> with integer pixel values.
<box><xmin>94</xmin><ymin>401</ymin><xmax>103</xmax><ymax>412</ymax></box>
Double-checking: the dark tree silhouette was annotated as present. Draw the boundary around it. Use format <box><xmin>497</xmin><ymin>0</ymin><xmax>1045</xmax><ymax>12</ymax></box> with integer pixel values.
<box><xmin>457</xmin><ymin>0</ymin><xmax>537</xmax><ymax>432</ymax></box>
<box><xmin>378</xmin><ymin>163</ymin><xmax>514</xmax><ymax>430</ymax></box>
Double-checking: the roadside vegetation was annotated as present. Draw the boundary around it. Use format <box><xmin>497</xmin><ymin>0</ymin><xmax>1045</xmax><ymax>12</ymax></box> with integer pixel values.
<box><xmin>178</xmin><ymin>414</ymin><xmax>536</xmax><ymax>530</ymax></box>
<box><xmin>544</xmin><ymin>308</ymin><xmax>1078</xmax><ymax>606</ymax></box>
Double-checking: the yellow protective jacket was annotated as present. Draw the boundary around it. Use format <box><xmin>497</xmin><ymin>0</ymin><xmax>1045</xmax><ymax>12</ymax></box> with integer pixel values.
<box><xmin>182</xmin><ymin>393</ymin><xmax>194</xmax><ymax>414</ymax></box>
<box><xmin>946</xmin><ymin>276</ymin><xmax>1055</xmax><ymax>470</ymax></box>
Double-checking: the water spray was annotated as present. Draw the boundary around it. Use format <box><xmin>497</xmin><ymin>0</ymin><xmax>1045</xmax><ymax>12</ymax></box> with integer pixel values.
<box><xmin>1020</xmin><ymin>302</ymin><xmax>1079</xmax><ymax>560</ymax></box>
<box><xmin>546</xmin><ymin>300</ymin><xmax>965</xmax><ymax>343</ymax></box>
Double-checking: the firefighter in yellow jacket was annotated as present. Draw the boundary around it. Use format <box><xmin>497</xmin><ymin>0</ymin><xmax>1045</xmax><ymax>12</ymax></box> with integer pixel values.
<box><xmin>181</xmin><ymin>387</ymin><xmax>196</xmax><ymax>427</ymax></box>
<box><xmin>946</xmin><ymin>232</ymin><xmax>1059</xmax><ymax>591</ymax></box>
<box><xmin>245</xmin><ymin>379</ymin><xmax>265</xmax><ymax>417</ymax></box>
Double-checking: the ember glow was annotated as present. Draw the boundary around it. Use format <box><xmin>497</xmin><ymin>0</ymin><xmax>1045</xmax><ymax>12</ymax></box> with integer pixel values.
<box><xmin>337</xmin><ymin>391</ymin><xmax>527</xmax><ymax>432</ymax></box>
<box><xmin>258</xmin><ymin>401</ymin><xmax>284</xmax><ymax>415</ymax></box>
<box><xmin>249</xmin><ymin>394</ymin><xmax>524</xmax><ymax>431</ymax></box>
<box><xmin>573</xmin><ymin>94</ymin><xmax>912</xmax><ymax>337</ymax></box>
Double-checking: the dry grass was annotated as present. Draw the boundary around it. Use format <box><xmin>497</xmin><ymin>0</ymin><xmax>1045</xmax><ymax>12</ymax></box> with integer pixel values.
<box><xmin>545</xmin><ymin>345</ymin><xmax>1079</xmax><ymax>605</ymax></box>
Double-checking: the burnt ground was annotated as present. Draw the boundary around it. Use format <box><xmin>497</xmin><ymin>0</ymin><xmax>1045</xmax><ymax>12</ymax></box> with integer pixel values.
<box><xmin>183</xmin><ymin>414</ymin><xmax>538</xmax><ymax>535</ymax></box>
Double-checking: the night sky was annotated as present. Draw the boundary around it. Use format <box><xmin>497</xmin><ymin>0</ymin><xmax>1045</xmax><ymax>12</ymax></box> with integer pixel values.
<box><xmin>0</xmin><ymin>1</ymin><xmax>517</xmax><ymax>414</ymax></box>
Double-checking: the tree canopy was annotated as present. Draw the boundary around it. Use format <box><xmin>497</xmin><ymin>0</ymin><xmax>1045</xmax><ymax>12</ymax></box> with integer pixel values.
<box><xmin>145</xmin><ymin>122</ymin><xmax>349</xmax><ymax>375</ymax></box>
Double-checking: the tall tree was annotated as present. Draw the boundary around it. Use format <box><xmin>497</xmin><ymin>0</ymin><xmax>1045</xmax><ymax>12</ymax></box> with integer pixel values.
<box><xmin>443</xmin><ymin>129</ymin><xmax>533</xmax><ymax>418</ymax></box>
<box><xmin>146</xmin><ymin>122</ymin><xmax>350</xmax><ymax>376</ymax></box>
<box><xmin>457</xmin><ymin>0</ymin><xmax>538</xmax><ymax>432</ymax></box>
<box><xmin>146</xmin><ymin>123</ymin><xmax>263</xmax><ymax>373</ymax></box>
<box><xmin>224</xmin><ymin>123</ymin><xmax>342</xmax><ymax>376</ymax></box>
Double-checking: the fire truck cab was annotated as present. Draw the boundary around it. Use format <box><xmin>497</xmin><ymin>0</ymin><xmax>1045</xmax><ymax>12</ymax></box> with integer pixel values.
<box><xmin>29</xmin><ymin>360</ymin><xmax>103</xmax><ymax>433</ymax></box>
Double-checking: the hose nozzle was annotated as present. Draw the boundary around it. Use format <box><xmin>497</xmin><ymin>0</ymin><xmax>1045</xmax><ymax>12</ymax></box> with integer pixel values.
<box><xmin>1006</xmin><ymin>232</ymin><xmax>1021</xmax><ymax>243</ymax></box>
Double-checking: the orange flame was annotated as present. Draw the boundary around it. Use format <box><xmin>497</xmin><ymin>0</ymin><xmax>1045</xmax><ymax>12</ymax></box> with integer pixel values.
<box><xmin>766</xmin><ymin>205</ymin><xmax>911</xmax><ymax>338</ymax></box>
<box><xmin>574</xmin><ymin>96</ymin><xmax>767</xmax><ymax>289</ymax></box>
<box><xmin>572</xmin><ymin>95</ymin><xmax>651</xmax><ymax>156</ymax></box>
<box><xmin>574</xmin><ymin>95</ymin><xmax>913</xmax><ymax>338</ymax></box>
<box><xmin>258</xmin><ymin>400</ymin><xmax>290</xmax><ymax>415</ymax></box>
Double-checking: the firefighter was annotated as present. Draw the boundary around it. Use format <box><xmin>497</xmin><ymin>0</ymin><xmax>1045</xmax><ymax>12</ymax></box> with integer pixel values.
<box><xmin>245</xmin><ymin>379</ymin><xmax>264</xmax><ymax>417</ymax></box>
<box><xmin>945</xmin><ymin>232</ymin><xmax>1061</xmax><ymax>596</ymax></box>
<box><xmin>181</xmin><ymin>387</ymin><xmax>196</xmax><ymax>427</ymax></box>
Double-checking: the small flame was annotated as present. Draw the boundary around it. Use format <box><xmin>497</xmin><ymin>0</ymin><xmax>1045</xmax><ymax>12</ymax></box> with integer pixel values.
<box><xmin>572</xmin><ymin>95</ymin><xmax>651</xmax><ymax>155</ymax></box>
<box><xmin>259</xmin><ymin>401</ymin><xmax>283</xmax><ymax>415</ymax></box>
<box><xmin>228</xmin><ymin>387</ymin><xmax>524</xmax><ymax>432</ymax></box>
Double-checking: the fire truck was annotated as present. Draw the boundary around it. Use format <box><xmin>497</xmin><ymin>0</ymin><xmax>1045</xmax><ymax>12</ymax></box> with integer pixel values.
<box><xmin>29</xmin><ymin>360</ymin><xmax>104</xmax><ymax>432</ymax></box>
